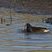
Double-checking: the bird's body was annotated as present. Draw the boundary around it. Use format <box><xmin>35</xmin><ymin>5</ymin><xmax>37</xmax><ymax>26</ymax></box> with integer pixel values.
<box><xmin>24</xmin><ymin>23</ymin><xmax>49</xmax><ymax>33</ymax></box>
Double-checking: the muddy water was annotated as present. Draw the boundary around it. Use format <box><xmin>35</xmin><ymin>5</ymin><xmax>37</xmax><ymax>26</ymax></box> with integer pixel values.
<box><xmin>0</xmin><ymin>13</ymin><xmax>52</xmax><ymax>52</ymax></box>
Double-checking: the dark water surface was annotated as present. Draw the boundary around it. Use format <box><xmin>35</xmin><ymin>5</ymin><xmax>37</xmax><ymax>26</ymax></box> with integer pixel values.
<box><xmin>0</xmin><ymin>12</ymin><xmax>52</xmax><ymax>52</ymax></box>
<box><xmin>0</xmin><ymin>22</ymin><xmax>52</xmax><ymax>52</ymax></box>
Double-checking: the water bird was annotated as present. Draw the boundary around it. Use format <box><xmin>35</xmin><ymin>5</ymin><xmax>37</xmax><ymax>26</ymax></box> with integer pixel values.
<box><xmin>24</xmin><ymin>23</ymin><xmax>49</xmax><ymax>33</ymax></box>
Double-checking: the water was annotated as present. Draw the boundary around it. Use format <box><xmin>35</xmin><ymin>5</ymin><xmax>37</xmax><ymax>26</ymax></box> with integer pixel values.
<box><xmin>0</xmin><ymin>13</ymin><xmax>52</xmax><ymax>52</ymax></box>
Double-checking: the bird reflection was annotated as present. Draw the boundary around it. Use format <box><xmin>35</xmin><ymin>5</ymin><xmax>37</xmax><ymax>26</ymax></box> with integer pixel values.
<box><xmin>24</xmin><ymin>32</ymin><xmax>31</xmax><ymax>39</ymax></box>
